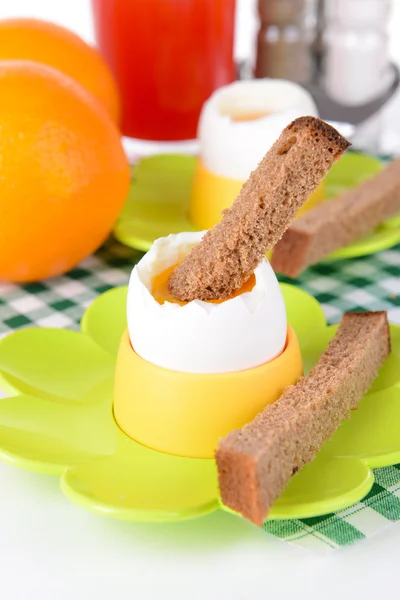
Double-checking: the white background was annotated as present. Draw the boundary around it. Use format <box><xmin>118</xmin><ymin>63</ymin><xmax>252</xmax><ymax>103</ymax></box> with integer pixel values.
<box><xmin>0</xmin><ymin>2</ymin><xmax>400</xmax><ymax>599</ymax></box>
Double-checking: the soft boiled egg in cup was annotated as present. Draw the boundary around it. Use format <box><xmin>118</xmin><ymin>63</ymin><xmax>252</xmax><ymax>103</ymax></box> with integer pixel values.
<box><xmin>113</xmin><ymin>232</ymin><xmax>302</xmax><ymax>459</ymax></box>
<box><xmin>190</xmin><ymin>78</ymin><xmax>323</xmax><ymax>230</ymax></box>
<box><xmin>113</xmin><ymin>116</ymin><xmax>348</xmax><ymax>460</ymax></box>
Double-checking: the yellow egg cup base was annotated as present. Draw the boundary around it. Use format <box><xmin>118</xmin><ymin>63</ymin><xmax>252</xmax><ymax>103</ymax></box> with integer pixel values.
<box><xmin>189</xmin><ymin>159</ymin><xmax>325</xmax><ymax>231</ymax></box>
<box><xmin>113</xmin><ymin>326</ymin><xmax>303</xmax><ymax>459</ymax></box>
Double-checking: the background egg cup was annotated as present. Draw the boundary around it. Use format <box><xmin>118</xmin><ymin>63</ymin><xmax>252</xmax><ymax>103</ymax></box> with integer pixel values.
<box><xmin>189</xmin><ymin>158</ymin><xmax>325</xmax><ymax>231</ymax></box>
<box><xmin>0</xmin><ymin>284</ymin><xmax>399</xmax><ymax>524</ymax></box>
<box><xmin>114</xmin><ymin>152</ymin><xmax>400</xmax><ymax>261</ymax></box>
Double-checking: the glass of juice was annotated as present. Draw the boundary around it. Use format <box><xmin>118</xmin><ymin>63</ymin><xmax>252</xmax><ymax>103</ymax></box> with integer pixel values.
<box><xmin>92</xmin><ymin>0</ymin><xmax>236</xmax><ymax>150</ymax></box>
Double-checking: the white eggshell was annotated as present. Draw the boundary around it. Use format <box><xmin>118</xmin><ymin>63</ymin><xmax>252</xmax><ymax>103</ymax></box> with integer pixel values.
<box><xmin>127</xmin><ymin>232</ymin><xmax>287</xmax><ymax>374</ymax></box>
<box><xmin>199</xmin><ymin>78</ymin><xmax>318</xmax><ymax>180</ymax></box>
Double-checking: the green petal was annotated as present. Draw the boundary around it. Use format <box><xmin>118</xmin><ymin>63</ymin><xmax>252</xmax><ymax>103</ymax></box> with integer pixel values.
<box><xmin>324</xmin><ymin>388</ymin><xmax>400</xmax><ymax>468</ymax></box>
<box><xmin>280</xmin><ymin>283</ymin><xmax>326</xmax><ymax>351</ymax></box>
<box><xmin>114</xmin><ymin>155</ymin><xmax>197</xmax><ymax>252</ymax></box>
<box><xmin>0</xmin><ymin>379</ymin><xmax>116</xmax><ymax>475</ymax></box>
<box><xmin>324</xmin><ymin>151</ymin><xmax>382</xmax><ymax>199</ymax></box>
<box><xmin>269</xmin><ymin>454</ymin><xmax>373</xmax><ymax>520</ymax></box>
<box><xmin>327</xmin><ymin>226</ymin><xmax>400</xmax><ymax>261</ymax></box>
<box><xmin>301</xmin><ymin>325</ymin><xmax>336</xmax><ymax>375</ymax></box>
<box><xmin>81</xmin><ymin>286</ymin><xmax>128</xmax><ymax>358</ymax></box>
<box><xmin>61</xmin><ymin>428</ymin><xmax>219</xmax><ymax>523</ymax></box>
<box><xmin>0</xmin><ymin>329</ymin><xmax>114</xmax><ymax>399</ymax></box>
<box><xmin>385</xmin><ymin>213</ymin><xmax>400</xmax><ymax>228</ymax></box>
<box><xmin>369</xmin><ymin>324</ymin><xmax>400</xmax><ymax>393</ymax></box>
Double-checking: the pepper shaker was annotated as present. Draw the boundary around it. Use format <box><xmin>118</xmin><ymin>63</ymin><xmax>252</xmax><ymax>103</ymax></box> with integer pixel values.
<box><xmin>255</xmin><ymin>0</ymin><xmax>318</xmax><ymax>84</ymax></box>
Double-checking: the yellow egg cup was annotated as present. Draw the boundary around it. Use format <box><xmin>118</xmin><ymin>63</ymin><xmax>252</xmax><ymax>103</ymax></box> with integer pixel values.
<box><xmin>190</xmin><ymin>159</ymin><xmax>325</xmax><ymax>230</ymax></box>
<box><xmin>113</xmin><ymin>326</ymin><xmax>302</xmax><ymax>459</ymax></box>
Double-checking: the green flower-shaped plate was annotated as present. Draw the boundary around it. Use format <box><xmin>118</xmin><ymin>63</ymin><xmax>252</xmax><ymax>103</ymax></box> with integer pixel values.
<box><xmin>114</xmin><ymin>152</ymin><xmax>400</xmax><ymax>260</ymax></box>
<box><xmin>0</xmin><ymin>285</ymin><xmax>399</xmax><ymax>524</ymax></box>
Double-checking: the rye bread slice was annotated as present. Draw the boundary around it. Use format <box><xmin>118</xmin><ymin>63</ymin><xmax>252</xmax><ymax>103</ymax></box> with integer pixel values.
<box><xmin>216</xmin><ymin>311</ymin><xmax>390</xmax><ymax>526</ymax></box>
<box><xmin>169</xmin><ymin>116</ymin><xmax>350</xmax><ymax>302</ymax></box>
<box><xmin>271</xmin><ymin>158</ymin><xmax>400</xmax><ymax>278</ymax></box>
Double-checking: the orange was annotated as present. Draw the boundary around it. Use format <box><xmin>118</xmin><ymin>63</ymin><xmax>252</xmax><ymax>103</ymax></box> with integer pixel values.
<box><xmin>0</xmin><ymin>18</ymin><xmax>120</xmax><ymax>123</ymax></box>
<box><xmin>0</xmin><ymin>60</ymin><xmax>130</xmax><ymax>283</ymax></box>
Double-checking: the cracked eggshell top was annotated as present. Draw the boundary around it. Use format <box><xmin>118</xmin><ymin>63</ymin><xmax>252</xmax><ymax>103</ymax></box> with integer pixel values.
<box><xmin>127</xmin><ymin>232</ymin><xmax>287</xmax><ymax>374</ymax></box>
<box><xmin>199</xmin><ymin>78</ymin><xmax>318</xmax><ymax>180</ymax></box>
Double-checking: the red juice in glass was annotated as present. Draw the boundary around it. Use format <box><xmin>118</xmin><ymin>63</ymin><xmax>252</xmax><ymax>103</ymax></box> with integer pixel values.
<box><xmin>92</xmin><ymin>0</ymin><xmax>236</xmax><ymax>141</ymax></box>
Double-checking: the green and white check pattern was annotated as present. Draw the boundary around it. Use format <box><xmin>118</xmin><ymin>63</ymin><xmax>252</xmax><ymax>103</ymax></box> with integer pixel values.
<box><xmin>0</xmin><ymin>238</ymin><xmax>400</xmax><ymax>551</ymax></box>
<box><xmin>264</xmin><ymin>465</ymin><xmax>400</xmax><ymax>550</ymax></box>
<box><xmin>0</xmin><ymin>241</ymin><xmax>142</xmax><ymax>338</ymax></box>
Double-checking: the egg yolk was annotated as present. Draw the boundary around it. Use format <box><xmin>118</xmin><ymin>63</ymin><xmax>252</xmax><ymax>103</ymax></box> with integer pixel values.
<box><xmin>151</xmin><ymin>264</ymin><xmax>256</xmax><ymax>306</ymax></box>
<box><xmin>230</xmin><ymin>111</ymin><xmax>269</xmax><ymax>122</ymax></box>
<box><xmin>219</xmin><ymin>107</ymin><xmax>270</xmax><ymax>122</ymax></box>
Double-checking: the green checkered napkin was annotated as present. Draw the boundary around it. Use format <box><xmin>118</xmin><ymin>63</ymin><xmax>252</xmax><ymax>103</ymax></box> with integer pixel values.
<box><xmin>264</xmin><ymin>465</ymin><xmax>400</xmax><ymax>550</ymax></box>
<box><xmin>1</xmin><ymin>238</ymin><xmax>400</xmax><ymax>551</ymax></box>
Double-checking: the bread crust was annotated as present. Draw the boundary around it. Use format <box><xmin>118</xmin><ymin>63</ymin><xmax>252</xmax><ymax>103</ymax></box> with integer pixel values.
<box><xmin>216</xmin><ymin>311</ymin><xmax>390</xmax><ymax>526</ymax></box>
<box><xmin>169</xmin><ymin>117</ymin><xmax>350</xmax><ymax>302</ymax></box>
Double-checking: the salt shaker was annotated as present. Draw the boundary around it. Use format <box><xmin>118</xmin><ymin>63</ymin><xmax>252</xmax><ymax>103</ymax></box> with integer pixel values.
<box><xmin>324</xmin><ymin>0</ymin><xmax>392</xmax><ymax>105</ymax></box>
<box><xmin>255</xmin><ymin>0</ymin><xmax>318</xmax><ymax>84</ymax></box>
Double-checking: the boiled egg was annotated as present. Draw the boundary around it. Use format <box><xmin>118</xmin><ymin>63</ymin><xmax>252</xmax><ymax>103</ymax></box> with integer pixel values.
<box><xmin>190</xmin><ymin>79</ymin><xmax>321</xmax><ymax>230</ymax></box>
<box><xmin>199</xmin><ymin>78</ymin><xmax>318</xmax><ymax>180</ymax></box>
<box><xmin>127</xmin><ymin>231</ymin><xmax>287</xmax><ymax>374</ymax></box>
